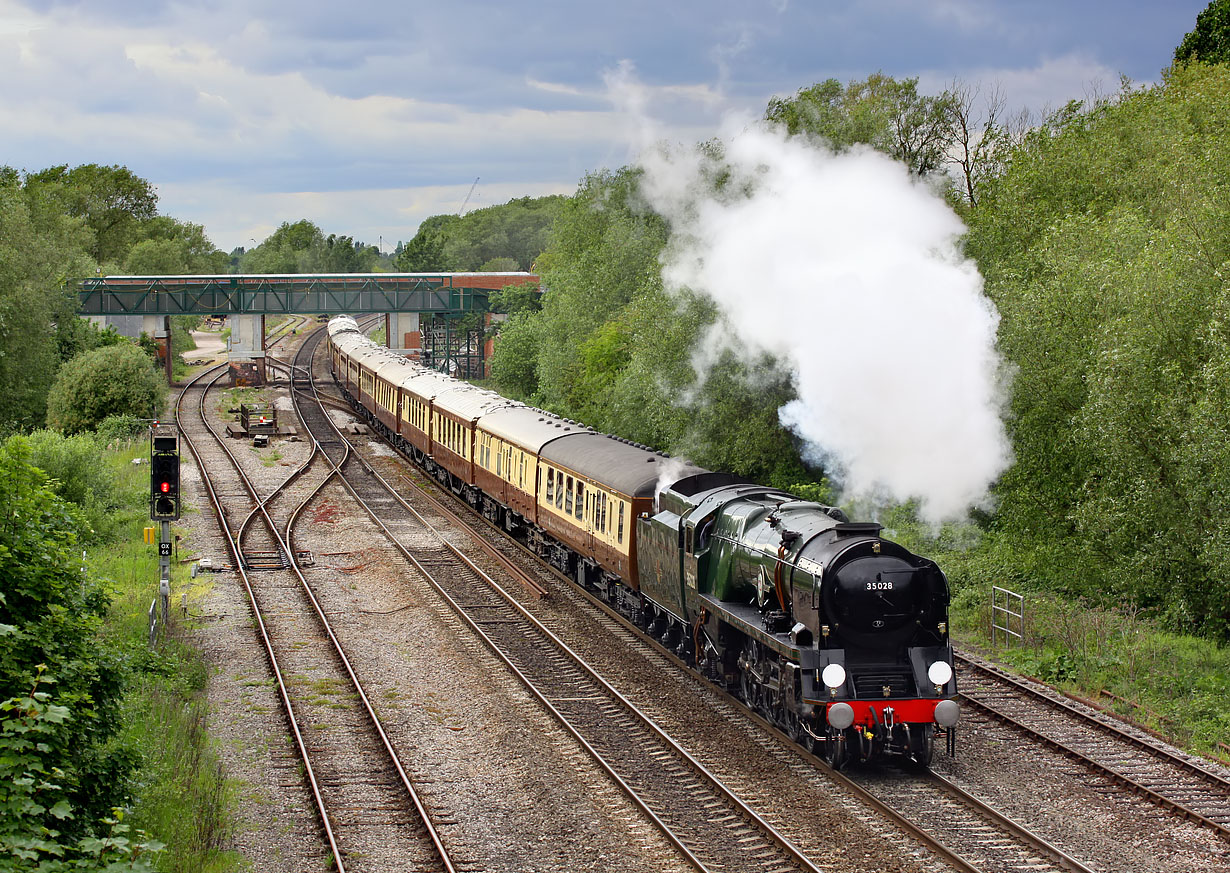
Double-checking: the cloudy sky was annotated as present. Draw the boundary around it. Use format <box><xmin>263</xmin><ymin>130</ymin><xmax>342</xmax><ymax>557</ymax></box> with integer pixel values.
<box><xmin>0</xmin><ymin>0</ymin><xmax>1209</xmax><ymax>254</ymax></box>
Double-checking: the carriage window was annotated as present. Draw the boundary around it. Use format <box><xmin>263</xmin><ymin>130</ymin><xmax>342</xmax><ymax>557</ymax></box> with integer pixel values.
<box><xmin>565</xmin><ymin>477</ymin><xmax>574</xmax><ymax>513</ymax></box>
<box><xmin>556</xmin><ymin>471</ymin><xmax>564</xmax><ymax>508</ymax></box>
<box><xmin>495</xmin><ymin>446</ymin><xmax>501</xmax><ymax>475</ymax></box>
<box><xmin>546</xmin><ymin>468</ymin><xmax>554</xmax><ymax>502</ymax></box>
<box><xmin>618</xmin><ymin>503</ymin><xmax>625</xmax><ymax>543</ymax></box>
<box><xmin>576</xmin><ymin>483</ymin><xmax>584</xmax><ymax>519</ymax></box>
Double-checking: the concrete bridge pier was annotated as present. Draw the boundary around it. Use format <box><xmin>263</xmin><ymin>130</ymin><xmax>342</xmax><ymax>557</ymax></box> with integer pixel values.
<box><xmin>385</xmin><ymin>311</ymin><xmax>422</xmax><ymax>359</ymax></box>
<box><xmin>228</xmin><ymin>313</ymin><xmax>266</xmax><ymax>386</ymax></box>
<box><xmin>143</xmin><ymin>315</ymin><xmax>173</xmax><ymax>384</ymax></box>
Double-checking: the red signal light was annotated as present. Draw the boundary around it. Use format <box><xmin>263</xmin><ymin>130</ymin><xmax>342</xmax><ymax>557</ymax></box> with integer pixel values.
<box><xmin>161</xmin><ymin>482</ymin><xmax>170</xmax><ymax>493</ymax></box>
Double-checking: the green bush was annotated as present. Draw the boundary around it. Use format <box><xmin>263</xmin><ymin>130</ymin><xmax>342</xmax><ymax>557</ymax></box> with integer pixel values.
<box><xmin>47</xmin><ymin>344</ymin><xmax>164</xmax><ymax>435</ymax></box>
<box><xmin>15</xmin><ymin>431</ymin><xmax>114</xmax><ymax>521</ymax></box>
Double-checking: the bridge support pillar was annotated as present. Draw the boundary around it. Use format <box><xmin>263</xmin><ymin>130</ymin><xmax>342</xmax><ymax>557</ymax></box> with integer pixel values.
<box><xmin>142</xmin><ymin>315</ymin><xmax>173</xmax><ymax>385</ymax></box>
<box><xmin>228</xmin><ymin>314</ymin><xmax>266</xmax><ymax>386</ymax></box>
<box><xmin>385</xmin><ymin>312</ymin><xmax>422</xmax><ymax>360</ymax></box>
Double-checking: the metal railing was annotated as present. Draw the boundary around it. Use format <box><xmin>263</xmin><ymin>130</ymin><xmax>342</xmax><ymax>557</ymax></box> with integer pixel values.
<box><xmin>991</xmin><ymin>585</ymin><xmax>1024</xmax><ymax>647</ymax></box>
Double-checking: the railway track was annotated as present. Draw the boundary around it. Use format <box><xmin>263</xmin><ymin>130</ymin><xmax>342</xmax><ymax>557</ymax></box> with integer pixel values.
<box><xmin>176</xmin><ymin>330</ymin><xmax>460</xmax><ymax>873</ymax></box>
<box><xmin>295</xmin><ymin>337</ymin><xmax>833</xmax><ymax>873</ymax></box>
<box><xmin>286</xmin><ymin>318</ymin><xmax>1229</xmax><ymax>871</ymax></box>
<box><xmin>302</xmin><ymin>333</ymin><xmax>1120</xmax><ymax>873</ymax></box>
<box><xmin>955</xmin><ymin>650</ymin><xmax>1230</xmax><ymax>840</ymax></box>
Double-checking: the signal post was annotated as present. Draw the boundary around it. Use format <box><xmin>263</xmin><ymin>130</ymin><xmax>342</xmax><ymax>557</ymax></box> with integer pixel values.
<box><xmin>149</xmin><ymin>424</ymin><xmax>180</xmax><ymax>631</ymax></box>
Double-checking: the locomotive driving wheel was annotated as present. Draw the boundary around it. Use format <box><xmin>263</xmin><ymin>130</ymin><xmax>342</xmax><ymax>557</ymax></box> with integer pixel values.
<box><xmin>739</xmin><ymin>666</ymin><xmax>759</xmax><ymax>711</ymax></box>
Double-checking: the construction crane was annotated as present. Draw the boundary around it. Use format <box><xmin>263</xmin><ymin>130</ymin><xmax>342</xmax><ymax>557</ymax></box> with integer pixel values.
<box><xmin>459</xmin><ymin>177</ymin><xmax>479</xmax><ymax>215</ymax></box>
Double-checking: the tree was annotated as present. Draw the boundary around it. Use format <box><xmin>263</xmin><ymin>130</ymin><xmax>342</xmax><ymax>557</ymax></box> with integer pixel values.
<box><xmin>240</xmin><ymin>220</ymin><xmax>326</xmax><ymax>273</ymax></box>
<box><xmin>943</xmin><ymin>80</ymin><xmax>1008</xmax><ymax>208</ymax></box>
<box><xmin>23</xmin><ymin>165</ymin><xmax>158</xmax><ymax>267</ymax></box>
<box><xmin>479</xmin><ymin>256</ymin><xmax>520</xmax><ymax>272</ymax></box>
<box><xmin>442</xmin><ymin>196</ymin><xmax>564</xmax><ymax>270</ymax></box>
<box><xmin>0</xmin><ymin>169</ymin><xmax>97</xmax><ymax>436</ymax></box>
<box><xmin>46</xmin><ymin>344</ymin><xmax>165</xmax><ymax>435</ymax></box>
<box><xmin>1175</xmin><ymin>0</ymin><xmax>1230</xmax><ymax>64</ymax></box>
<box><xmin>765</xmin><ymin>73</ymin><xmax>958</xmax><ymax>177</ymax></box>
<box><xmin>487</xmin><ymin>311</ymin><xmax>541</xmax><ymax>399</ymax></box>
<box><xmin>123</xmin><ymin>217</ymin><xmax>227</xmax><ymax>274</ymax></box>
<box><xmin>393</xmin><ymin>214</ymin><xmax>457</xmax><ymax>272</ymax></box>
<box><xmin>963</xmin><ymin>63</ymin><xmax>1230</xmax><ymax>638</ymax></box>
<box><xmin>320</xmin><ymin>234</ymin><xmax>381</xmax><ymax>272</ymax></box>
<box><xmin>488</xmin><ymin>282</ymin><xmax>542</xmax><ymax>315</ymax></box>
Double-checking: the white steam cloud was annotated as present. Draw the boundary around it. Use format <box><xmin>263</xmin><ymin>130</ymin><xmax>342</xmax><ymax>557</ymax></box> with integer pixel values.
<box><xmin>631</xmin><ymin>110</ymin><xmax>1011</xmax><ymax>524</ymax></box>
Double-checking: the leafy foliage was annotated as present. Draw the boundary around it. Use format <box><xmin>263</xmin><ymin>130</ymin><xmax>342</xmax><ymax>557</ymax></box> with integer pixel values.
<box><xmin>765</xmin><ymin>73</ymin><xmax>958</xmax><ymax>176</ymax></box>
<box><xmin>0</xmin><ymin>170</ymin><xmax>96</xmax><ymax>436</ymax></box>
<box><xmin>394</xmin><ymin>196</ymin><xmax>563</xmax><ymax>273</ymax></box>
<box><xmin>123</xmin><ymin>218</ymin><xmax>227</xmax><ymax>275</ymax></box>
<box><xmin>1175</xmin><ymin>0</ymin><xmax>1230</xmax><ymax>64</ymax></box>
<box><xmin>0</xmin><ymin>442</ymin><xmax>136</xmax><ymax>851</ymax></box>
<box><xmin>46</xmin><ymin>344</ymin><xmax>165</xmax><ymax>436</ymax></box>
<box><xmin>393</xmin><ymin>215</ymin><xmax>457</xmax><ymax>271</ymax></box>
<box><xmin>963</xmin><ymin>63</ymin><xmax>1230</xmax><ymax>638</ymax></box>
<box><xmin>238</xmin><ymin>220</ymin><xmax>383</xmax><ymax>273</ymax></box>
<box><xmin>22</xmin><ymin>165</ymin><xmax>157</xmax><ymax>269</ymax></box>
<box><xmin>0</xmin><ymin>163</ymin><xmax>225</xmax><ymax>437</ymax></box>
<box><xmin>15</xmin><ymin>431</ymin><xmax>116</xmax><ymax>524</ymax></box>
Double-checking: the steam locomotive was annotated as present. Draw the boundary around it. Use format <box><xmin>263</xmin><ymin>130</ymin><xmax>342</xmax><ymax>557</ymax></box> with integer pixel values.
<box><xmin>328</xmin><ymin>316</ymin><xmax>958</xmax><ymax>766</ymax></box>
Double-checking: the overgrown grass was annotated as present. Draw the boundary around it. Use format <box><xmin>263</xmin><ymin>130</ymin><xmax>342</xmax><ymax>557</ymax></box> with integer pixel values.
<box><xmin>949</xmin><ymin>584</ymin><xmax>1230</xmax><ymax>760</ymax></box>
<box><xmin>89</xmin><ymin>438</ymin><xmax>243</xmax><ymax>871</ymax></box>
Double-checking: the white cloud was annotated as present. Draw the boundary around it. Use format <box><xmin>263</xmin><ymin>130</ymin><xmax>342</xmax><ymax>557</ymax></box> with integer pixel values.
<box><xmin>0</xmin><ymin>0</ymin><xmax>1195</xmax><ymax>258</ymax></box>
<box><xmin>918</xmin><ymin>52</ymin><xmax>1129</xmax><ymax>121</ymax></box>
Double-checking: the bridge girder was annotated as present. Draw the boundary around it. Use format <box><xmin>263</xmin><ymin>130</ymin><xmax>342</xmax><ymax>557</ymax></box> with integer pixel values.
<box><xmin>76</xmin><ymin>272</ymin><xmax>538</xmax><ymax>316</ymax></box>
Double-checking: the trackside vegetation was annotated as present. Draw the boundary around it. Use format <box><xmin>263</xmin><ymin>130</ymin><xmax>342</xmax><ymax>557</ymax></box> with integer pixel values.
<box><xmin>0</xmin><ymin>428</ymin><xmax>239</xmax><ymax>872</ymax></box>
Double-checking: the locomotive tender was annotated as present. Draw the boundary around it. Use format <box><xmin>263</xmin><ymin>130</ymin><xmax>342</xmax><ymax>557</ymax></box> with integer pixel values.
<box><xmin>327</xmin><ymin>316</ymin><xmax>958</xmax><ymax>766</ymax></box>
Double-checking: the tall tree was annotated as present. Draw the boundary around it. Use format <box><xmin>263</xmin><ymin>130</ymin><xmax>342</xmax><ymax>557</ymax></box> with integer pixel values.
<box><xmin>0</xmin><ymin>169</ymin><xmax>97</xmax><ymax>435</ymax></box>
<box><xmin>24</xmin><ymin>164</ymin><xmax>158</xmax><ymax>267</ymax></box>
<box><xmin>964</xmin><ymin>63</ymin><xmax>1230</xmax><ymax>638</ymax></box>
<box><xmin>393</xmin><ymin>214</ymin><xmax>457</xmax><ymax>272</ymax></box>
<box><xmin>765</xmin><ymin>73</ymin><xmax>958</xmax><ymax>177</ymax></box>
<box><xmin>123</xmin><ymin>216</ymin><xmax>228</xmax><ymax>274</ymax></box>
<box><xmin>1175</xmin><ymin>0</ymin><xmax>1230</xmax><ymax>64</ymax></box>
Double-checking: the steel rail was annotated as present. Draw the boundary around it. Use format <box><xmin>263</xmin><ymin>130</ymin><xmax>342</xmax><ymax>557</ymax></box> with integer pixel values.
<box><xmin>282</xmin><ymin>325</ymin><xmax>458</xmax><ymax>871</ymax></box>
<box><xmin>373</xmin><ymin>430</ymin><xmax>1106</xmax><ymax>873</ymax></box>
<box><xmin>182</xmin><ymin>328</ymin><xmax>458</xmax><ymax>872</ymax></box>
<box><xmin>924</xmin><ymin>770</ymin><xmax>1099</xmax><ymax>873</ymax></box>
<box><xmin>314</xmin><ymin>320</ymin><xmax>1104</xmax><ymax>870</ymax></box>
<box><xmin>956</xmin><ymin>652</ymin><xmax>1230</xmax><ymax>840</ymax></box>
<box><xmin>173</xmin><ymin>366</ymin><xmax>347</xmax><ymax>872</ymax></box>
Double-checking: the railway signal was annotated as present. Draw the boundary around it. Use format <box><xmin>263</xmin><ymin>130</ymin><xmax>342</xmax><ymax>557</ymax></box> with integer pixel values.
<box><xmin>150</xmin><ymin>426</ymin><xmax>180</xmax><ymax>520</ymax></box>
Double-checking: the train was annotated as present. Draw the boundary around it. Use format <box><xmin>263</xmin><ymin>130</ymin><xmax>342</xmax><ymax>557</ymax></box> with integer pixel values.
<box><xmin>327</xmin><ymin>315</ymin><xmax>959</xmax><ymax>767</ymax></box>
